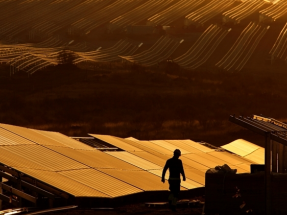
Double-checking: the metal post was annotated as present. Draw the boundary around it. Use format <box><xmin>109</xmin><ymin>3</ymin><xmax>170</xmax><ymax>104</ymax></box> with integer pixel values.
<box><xmin>49</xmin><ymin>198</ymin><xmax>54</xmax><ymax>208</ymax></box>
<box><xmin>0</xmin><ymin>176</ymin><xmax>2</xmax><ymax>210</ymax></box>
<box><xmin>278</xmin><ymin>143</ymin><xmax>284</xmax><ymax>173</ymax></box>
<box><xmin>272</xmin><ymin>140</ymin><xmax>277</xmax><ymax>172</ymax></box>
<box><xmin>265</xmin><ymin>132</ymin><xmax>271</xmax><ymax>215</ymax></box>
<box><xmin>17</xmin><ymin>173</ymin><xmax>22</xmax><ymax>207</ymax></box>
<box><xmin>284</xmin><ymin>146</ymin><xmax>287</xmax><ymax>173</ymax></box>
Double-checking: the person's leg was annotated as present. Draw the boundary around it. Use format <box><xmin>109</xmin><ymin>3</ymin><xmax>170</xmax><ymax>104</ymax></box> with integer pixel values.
<box><xmin>172</xmin><ymin>181</ymin><xmax>180</xmax><ymax>210</ymax></box>
<box><xmin>168</xmin><ymin>180</ymin><xmax>173</xmax><ymax>209</ymax></box>
<box><xmin>169</xmin><ymin>180</ymin><xmax>180</xmax><ymax>211</ymax></box>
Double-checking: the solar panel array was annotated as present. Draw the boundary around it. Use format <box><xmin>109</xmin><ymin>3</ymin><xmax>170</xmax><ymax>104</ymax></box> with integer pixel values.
<box><xmin>221</xmin><ymin>139</ymin><xmax>264</xmax><ymax>164</ymax></box>
<box><xmin>0</xmin><ymin>123</ymin><xmax>257</xmax><ymax>198</ymax></box>
<box><xmin>2</xmin><ymin>0</ymin><xmax>286</xmax><ymax>74</ymax></box>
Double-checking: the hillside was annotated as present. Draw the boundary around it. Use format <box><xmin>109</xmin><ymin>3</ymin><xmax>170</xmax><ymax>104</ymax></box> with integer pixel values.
<box><xmin>1</xmin><ymin>0</ymin><xmax>287</xmax><ymax>146</ymax></box>
<box><xmin>0</xmin><ymin>63</ymin><xmax>286</xmax><ymax>147</ymax></box>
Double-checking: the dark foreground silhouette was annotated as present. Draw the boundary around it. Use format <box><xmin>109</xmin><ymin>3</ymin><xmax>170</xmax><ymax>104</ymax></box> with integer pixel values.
<box><xmin>162</xmin><ymin>149</ymin><xmax>186</xmax><ymax>212</ymax></box>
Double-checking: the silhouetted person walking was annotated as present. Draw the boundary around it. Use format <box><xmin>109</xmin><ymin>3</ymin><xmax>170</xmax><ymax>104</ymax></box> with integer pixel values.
<box><xmin>162</xmin><ymin>149</ymin><xmax>186</xmax><ymax>211</ymax></box>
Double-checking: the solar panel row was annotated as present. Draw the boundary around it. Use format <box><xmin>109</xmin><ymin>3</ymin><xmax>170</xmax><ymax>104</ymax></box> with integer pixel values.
<box><xmin>221</xmin><ymin>139</ymin><xmax>264</xmax><ymax>164</ymax></box>
<box><xmin>90</xmin><ymin>134</ymin><xmax>256</xmax><ymax>183</ymax></box>
<box><xmin>0</xmin><ymin>123</ymin><xmax>257</xmax><ymax>199</ymax></box>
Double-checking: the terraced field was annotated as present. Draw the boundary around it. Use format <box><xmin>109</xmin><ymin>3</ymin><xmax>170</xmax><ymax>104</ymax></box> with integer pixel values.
<box><xmin>1</xmin><ymin>0</ymin><xmax>287</xmax><ymax>74</ymax></box>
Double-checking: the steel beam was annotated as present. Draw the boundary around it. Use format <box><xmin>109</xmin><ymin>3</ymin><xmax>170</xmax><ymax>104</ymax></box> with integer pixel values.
<box><xmin>229</xmin><ymin>115</ymin><xmax>267</xmax><ymax>135</ymax></box>
<box><xmin>26</xmin><ymin>205</ymin><xmax>78</xmax><ymax>215</ymax></box>
<box><xmin>0</xmin><ymin>165</ymin><xmax>67</xmax><ymax>199</ymax></box>
<box><xmin>0</xmin><ymin>171</ymin><xmax>54</xmax><ymax>199</ymax></box>
<box><xmin>229</xmin><ymin>115</ymin><xmax>287</xmax><ymax>146</ymax></box>
<box><xmin>0</xmin><ymin>171</ymin><xmax>17</xmax><ymax>183</ymax></box>
<box><xmin>0</xmin><ymin>165</ymin><xmax>18</xmax><ymax>176</ymax></box>
<box><xmin>270</xmin><ymin>134</ymin><xmax>287</xmax><ymax>147</ymax></box>
<box><xmin>0</xmin><ymin>193</ymin><xmax>18</xmax><ymax>206</ymax></box>
<box><xmin>245</xmin><ymin>118</ymin><xmax>275</xmax><ymax>131</ymax></box>
<box><xmin>22</xmin><ymin>177</ymin><xmax>69</xmax><ymax>199</ymax></box>
<box><xmin>1</xmin><ymin>183</ymin><xmax>37</xmax><ymax>204</ymax></box>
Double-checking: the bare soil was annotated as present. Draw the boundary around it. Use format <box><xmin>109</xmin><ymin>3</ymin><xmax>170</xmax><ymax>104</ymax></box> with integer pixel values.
<box><xmin>43</xmin><ymin>206</ymin><xmax>203</xmax><ymax>215</ymax></box>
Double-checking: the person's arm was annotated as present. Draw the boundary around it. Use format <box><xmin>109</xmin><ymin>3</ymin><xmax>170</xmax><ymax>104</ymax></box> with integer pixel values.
<box><xmin>162</xmin><ymin>160</ymin><xmax>169</xmax><ymax>183</ymax></box>
<box><xmin>180</xmin><ymin>160</ymin><xmax>186</xmax><ymax>181</ymax></box>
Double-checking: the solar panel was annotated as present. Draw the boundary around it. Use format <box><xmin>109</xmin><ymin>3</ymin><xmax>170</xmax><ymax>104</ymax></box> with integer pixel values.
<box><xmin>129</xmin><ymin>151</ymin><xmax>168</xmax><ymax>167</ymax></box>
<box><xmin>180</xmin><ymin>157</ymin><xmax>210</xmax><ymax>172</ymax></box>
<box><xmin>45</xmin><ymin>146</ymin><xmax>117</xmax><ymax>169</ymax></box>
<box><xmin>181</xmin><ymin>140</ymin><xmax>214</xmax><ymax>152</ymax></box>
<box><xmin>0</xmin><ymin>124</ymin><xmax>65</xmax><ymax>147</ymax></box>
<box><xmin>207</xmin><ymin>151</ymin><xmax>253</xmax><ymax>166</ymax></box>
<box><xmin>244</xmin><ymin>148</ymin><xmax>264</xmax><ymax>164</ymax></box>
<box><xmin>0</xmin><ymin>127</ymin><xmax>36</xmax><ymax>146</ymax></box>
<box><xmin>118</xmin><ymin>139</ymin><xmax>172</xmax><ymax>156</ymax></box>
<box><xmin>221</xmin><ymin>144</ymin><xmax>249</xmax><ymax>157</ymax></box>
<box><xmin>148</xmin><ymin>169</ymin><xmax>203</xmax><ymax>189</ymax></box>
<box><xmin>17</xmin><ymin>168</ymin><xmax>108</xmax><ymax>197</ymax></box>
<box><xmin>0</xmin><ymin>123</ymin><xmax>257</xmax><ymax>199</ymax></box>
<box><xmin>235</xmin><ymin>163</ymin><xmax>251</xmax><ymax>173</ymax></box>
<box><xmin>106</xmin><ymin>151</ymin><xmax>162</xmax><ymax>170</ymax></box>
<box><xmin>0</xmin><ymin>147</ymin><xmax>50</xmax><ymax>170</ymax></box>
<box><xmin>230</xmin><ymin>165</ymin><xmax>247</xmax><ymax>173</ymax></box>
<box><xmin>78</xmin><ymin>150</ymin><xmax>141</xmax><ymax>170</ymax></box>
<box><xmin>193</xmin><ymin>152</ymin><xmax>230</xmax><ymax>166</ymax></box>
<box><xmin>221</xmin><ymin>139</ymin><xmax>260</xmax><ymax>156</ymax></box>
<box><xmin>34</xmin><ymin>130</ymin><xmax>95</xmax><ymax>150</ymax></box>
<box><xmin>1</xmin><ymin>145</ymin><xmax>87</xmax><ymax>171</ymax></box>
<box><xmin>150</xmin><ymin>140</ymin><xmax>190</xmax><ymax>154</ymax></box>
<box><xmin>100</xmin><ymin>169</ymin><xmax>170</xmax><ymax>191</ymax></box>
<box><xmin>165</xmin><ymin>140</ymin><xmax>203</xmax><ymax>154</ymax></box>
<box><xmin>60</xmin><ymin>168</ymin><xmax>143</xmax><ymax>197</ymax></box>
<box><xmin>183</xmin><ymin>154</ymin><xmax>220</xmax><ymax>168</ymax></box>
<box><xmin>125</xmin><ymin>137</ymin><xmax>139</xmax><ymax>141</ymax></box>
<box><xmin>78</xmin><ymin>138</ymin><xmax>116</xmax><ymax>149</ymax></box>
<box><xmin>90</xmin><ymin>134</ymin><xmax>142</xmax><ymax>152</ymax></box>
<box><xmin>184</xmin><ymin>168</ymin><xmax>205</xmax><ymax>185</ymax></box>
<box><xmin>131</xmin><ymin>140</ymin><xmax>173</xmax><ymax>155</ymax></box>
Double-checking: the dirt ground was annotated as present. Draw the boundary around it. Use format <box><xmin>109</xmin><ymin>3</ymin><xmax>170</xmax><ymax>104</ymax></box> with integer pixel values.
<box><xmin>44</xmin><ymin>205</ymin><xmax>203</xmax><ymax>215</ymax></box>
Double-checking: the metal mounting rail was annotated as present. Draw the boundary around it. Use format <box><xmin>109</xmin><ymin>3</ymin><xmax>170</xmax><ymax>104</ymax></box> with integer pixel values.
<box><xmin>229</xmin><ymin>115</ymin><xmax>287</xmax><ymax>146</ymax></box>
<box><xmin>25</xmin><ymin>205</ymin><xmax>78</xmax><ymax>215</ymax></box>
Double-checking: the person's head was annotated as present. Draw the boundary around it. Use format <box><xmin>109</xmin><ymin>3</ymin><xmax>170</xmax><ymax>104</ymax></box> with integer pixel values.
<box><xmin>173</xmin><ymin>149</ymin><xmax>181</xmax><ymax>158</ymax></box>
